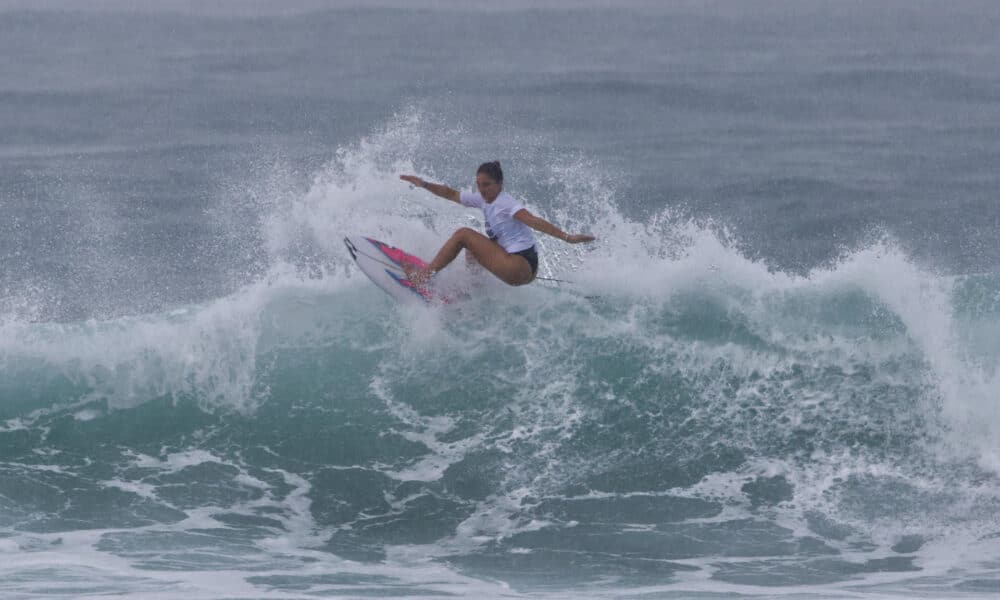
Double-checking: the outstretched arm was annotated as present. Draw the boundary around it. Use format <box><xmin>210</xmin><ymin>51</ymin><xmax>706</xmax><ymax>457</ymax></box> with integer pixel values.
<box><xmin>399</xmin><ymin>175</ymin><xmax>461</xmax><ymax>203</ymax></box>
<box><xmin>514</xmin><ymin>209</ymin><xmax>596</xmax><ymax>244</ymax></box>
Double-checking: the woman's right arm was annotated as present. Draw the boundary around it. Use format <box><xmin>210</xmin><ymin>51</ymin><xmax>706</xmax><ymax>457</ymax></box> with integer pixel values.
<box><xmin>399</xmin><ymin>175</ymin><xmax>461</xmax><ymax>203</ymax></box>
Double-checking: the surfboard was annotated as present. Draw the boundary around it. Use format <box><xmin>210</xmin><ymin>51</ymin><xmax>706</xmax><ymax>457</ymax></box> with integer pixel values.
<box><xmin>343</xmin><ymin>236</ymin><xmax>446</xmax><ymax>304</ymax></box>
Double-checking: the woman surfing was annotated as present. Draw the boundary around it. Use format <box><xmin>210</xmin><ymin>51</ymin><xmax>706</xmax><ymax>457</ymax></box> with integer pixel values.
<box><xmin>399</xmin><ymin>161</ymin><xmax>595</xmax><ymax>286</ymax></box>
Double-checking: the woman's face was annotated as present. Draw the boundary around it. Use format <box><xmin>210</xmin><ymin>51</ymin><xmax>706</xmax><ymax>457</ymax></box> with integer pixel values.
<box><xmin>476</xmin><ymin>173</ymin><xmax>501</xmax><ymax>202</ymax></box>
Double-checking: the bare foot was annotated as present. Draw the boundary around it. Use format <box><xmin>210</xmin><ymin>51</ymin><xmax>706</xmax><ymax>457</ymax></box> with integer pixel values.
<box><xmin>402</xmin><ymin>263</ymin><xmax>433</xmax><ymax>286</ymax></box>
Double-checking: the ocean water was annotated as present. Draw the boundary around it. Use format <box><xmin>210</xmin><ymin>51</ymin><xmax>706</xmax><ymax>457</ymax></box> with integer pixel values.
<box><xmin>2</xmin><ymin>1</ymin><xmax>1000</xmax><ymax>598</ymax></box>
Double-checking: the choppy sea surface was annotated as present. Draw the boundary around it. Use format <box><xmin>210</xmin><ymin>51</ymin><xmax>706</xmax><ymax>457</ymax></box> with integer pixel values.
<box><xmin>2</xmin><ymin>1</ymin><xmax>999</xmax><ymax>598</ymax></box>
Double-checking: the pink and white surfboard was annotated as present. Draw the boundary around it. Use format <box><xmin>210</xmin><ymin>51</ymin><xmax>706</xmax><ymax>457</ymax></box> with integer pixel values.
<box><xmin>344</xmin><ymin>236</ymin><xmax>449</xmax><ymax>304</ymax></box>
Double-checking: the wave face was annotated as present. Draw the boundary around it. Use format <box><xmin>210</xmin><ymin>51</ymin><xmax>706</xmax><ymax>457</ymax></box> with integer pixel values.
<box><xmin>2</xmin><ymin>112</ymin><xmax>999</xmax><ymax>599</ymax></box>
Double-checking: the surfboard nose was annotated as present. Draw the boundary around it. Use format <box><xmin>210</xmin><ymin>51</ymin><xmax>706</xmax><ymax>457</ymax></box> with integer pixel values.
<box><xmin>343</xmin><ymin>237</ymin><xmax>358</xmax><ymax>260</ymax></box>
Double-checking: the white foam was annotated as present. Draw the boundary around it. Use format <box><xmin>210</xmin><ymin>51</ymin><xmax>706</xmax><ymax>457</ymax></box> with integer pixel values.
<box><xmin>3</xmin><ymin>105</ymin><xmax>999</xmax><ymax>599</ymax></box>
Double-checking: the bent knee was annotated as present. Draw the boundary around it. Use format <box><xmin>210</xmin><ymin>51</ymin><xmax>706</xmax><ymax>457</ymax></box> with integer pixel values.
<box><xmin>450</xmin><ymin>227</ymin><xmax>485</xmax><ymax>248</ymax></box>
<box><xmin>452</xmin><ymin>227</ymin><xmax>478</xmax><ymax>239</ymax></box>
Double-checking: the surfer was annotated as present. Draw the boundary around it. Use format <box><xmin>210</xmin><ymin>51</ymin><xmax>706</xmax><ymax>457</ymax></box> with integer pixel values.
<box><xmin>399</xmin><ymin>161</ymin><xmax>595</xmax><ymax>286</ymax></box>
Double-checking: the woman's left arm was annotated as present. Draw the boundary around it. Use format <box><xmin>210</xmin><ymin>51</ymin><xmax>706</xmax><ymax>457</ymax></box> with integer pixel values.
<box><xmin>514</xmin><ymin>209</ymin><xmax>596</xmax><ymax>244</ymax></box>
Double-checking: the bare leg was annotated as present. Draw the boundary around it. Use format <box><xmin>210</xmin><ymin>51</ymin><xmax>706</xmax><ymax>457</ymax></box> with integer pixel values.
<box><xmin>409</xmin><ymin>227</ymin><xmax>534</xmax><ymax>286</ymax></box>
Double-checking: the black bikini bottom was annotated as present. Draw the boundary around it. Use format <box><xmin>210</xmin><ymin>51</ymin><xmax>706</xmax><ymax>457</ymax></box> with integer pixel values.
<box><xmin>511</xmin><ymin>245</ymin><xmax>538</xmax><ymax>276</ymax></box>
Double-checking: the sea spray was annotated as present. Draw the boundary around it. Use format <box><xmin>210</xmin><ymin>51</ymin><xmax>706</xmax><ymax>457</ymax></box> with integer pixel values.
<box><xmin>2</xmin><ymin>109</ymin><xmax>999</xmax><ymax>598</ymax></box>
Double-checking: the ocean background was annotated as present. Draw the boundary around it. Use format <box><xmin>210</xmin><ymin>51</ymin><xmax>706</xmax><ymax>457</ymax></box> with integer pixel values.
<box><xmin>2</xmin><ymin>1</ymin><xmax>999</xmax><ymax>598</ymax></box>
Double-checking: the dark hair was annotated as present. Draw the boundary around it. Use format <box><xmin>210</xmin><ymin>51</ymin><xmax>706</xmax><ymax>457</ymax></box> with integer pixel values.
<box><xmin>476</xmin><ymin>161</ymin><xmax>503</xmax><ymax>184</ymax></box>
